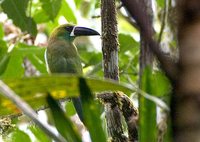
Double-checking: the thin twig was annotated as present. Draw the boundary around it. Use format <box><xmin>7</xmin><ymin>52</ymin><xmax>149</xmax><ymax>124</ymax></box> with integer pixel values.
<box><xmin>158</xmin><ymin>0</ymin><xmax>169</xmax><ymax>43</ymax></box>
<box><xmin>0</xmin><ymin>81</ymin><xmax>66</xmax><ymax>142</ymax></box>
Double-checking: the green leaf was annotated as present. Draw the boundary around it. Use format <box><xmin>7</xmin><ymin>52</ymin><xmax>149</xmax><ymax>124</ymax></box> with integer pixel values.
<box><xmin>28</xmin><ymin>125</ymin><xmax>52</xmax><ymax>142</ymax></box>
<box><xmin>60</xmin><ymin>0</ymin><xmax>77</xmax><ymax>24</ymax></box>
<box><xmin>119</xmin><ymin>33</ymin><xmax>139</xmax><ymax>53</ymax></box>
<box><xmin>1</xmin><ymin>0</ymin><xmax>37</xmax><ymax>36</ymax></box>
<box><xmin>0</xmin><ymin>55</ymin><xmax>10</xmax><ymax>76</ymax></box>
<box><xmin>81</xmin><ymin>52</ymin><xmax>101</xmax><ymax>66</ymax></box>
<box><xmin>28</xmin><ymin>54</ymin><xmax>47</xmax><ymax>74</ymax></box>
<box><xmin>79</xmin><ymin>78</ymin><xmax>106</xmax><ymax>142</ymax></box>
<box><xmin>6</xmin><ymin>129</ymin><xmax>31</xmax><ymax>142</ymax></box>
<box><xmin>151</xmin><ymin>71</ymin><xmax>171</xmax><ymax>97</ymax></box>
<box><xmin>156</xmin><ymin>0</ymin><xmax>165</xmax><ymax>8</ymax></box>
<box><xmin>47</xmin><ymin>94</ymin><xmax>81</xmax><ymax>142</ymax></box>
<box><xmin>0</xmin><ymin>43</ymin><xmax>47</xmax><ymax>78</ymax></box>
<box><xmin>33</xmin><ymin>9</ymin><xmax>50</xmax><ymax>23</ymax></box>
<box><xmin>139</xmin><ymin>67</ymin><xmax>157</xmax><ymax>142</ymax></box>
<box><xmin>118</xmin><ymin>33</ymin><xmax>139</xmax><ymax>82</ymax></box>
<box><xmin>2</xmin><ymin>54</ymin><xmax>24</xmax><ymax>78</ymax></box>
<box><xmin>0</xmin><ymin>23</ymin><xmax>4</xmax><ymax>39</ymax></box>
<box><xmin>15</xmin><ymin>43</ymin><xmax>45</xmax><ymax>55</ymax></box>
<box><xmin>15</xmin><ymin>43</ymin><xmax>47</xmax><ymax>74</ymax></box>
<box><xmin>95</xmin><ymin>0</ymin><xmax>101</xmax><ymax>9</ymax></box>
<box><xmin>65</xmin><ymin>101</ymin><xmax>76</xmax><ymax>117</ymax></box>
<box><xmin>0</xmin><ymin>40</ymin><xmax>9</xmax><ymax>75</ymax></box>
<box><xmin>40</xmin><ymin>0</ymin><xmax>62</xmax><ymax>21</ymax></box>
<box><xmin>0</xmin><ymin>75</ymin><xmax>133</xmax><ymax>116</ymax></box>
<box><xmin>74</xmin><ymin>0</ymin><xmax>82</xmax><ymax>8</ymax></box>
<box><xmin>0</xmin><ymin>40</ymin><xmax>8</xmax><ymax>59</ymax></box>
<box><xmin>0</xmin><ymin>43</ymin><xmax>47</xmax><ymax>77</ymax></box>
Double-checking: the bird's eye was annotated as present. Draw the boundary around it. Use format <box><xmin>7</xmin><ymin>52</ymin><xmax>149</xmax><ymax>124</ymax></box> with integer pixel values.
<box><xmin>65</xmin><ymin>26</ymin><xmax>74</xmax><ymax>33</ymax></box>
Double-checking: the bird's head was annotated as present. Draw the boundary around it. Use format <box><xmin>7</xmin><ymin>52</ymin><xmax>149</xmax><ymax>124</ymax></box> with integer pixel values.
<box><xmin>49</xmin><ymin>24</ymin><xmax>100</xmax><ymax>41</ymax></box>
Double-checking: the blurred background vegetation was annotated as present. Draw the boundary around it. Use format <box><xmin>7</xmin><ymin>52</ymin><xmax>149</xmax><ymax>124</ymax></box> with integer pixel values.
<box><xmin>0</xmin><ymin>0</ymin><xmax>174</xmax><ymax>142</ymax></box>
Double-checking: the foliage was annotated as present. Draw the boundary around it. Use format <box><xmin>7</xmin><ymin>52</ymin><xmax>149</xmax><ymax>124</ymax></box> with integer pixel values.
<box><xmin>0</xmin><ymin>0</ymin><xmax>172</xmax><ymax>142</ymax></box>
<box><xmin>1</xmin><ymin>0</ymin><xmax>37</xmax><ymax>36</ymax></box>
<box><xmin>0</xmin><ymin>75</ymin><xmax>133</xmax><ymax>115</ymax></box>
<box><xmin>47</xmin><ymin>94</ymin><xmax>82</xmax><ymax>142</ymax></box>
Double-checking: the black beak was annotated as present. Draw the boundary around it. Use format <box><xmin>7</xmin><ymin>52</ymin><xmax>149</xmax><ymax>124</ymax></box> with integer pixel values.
<box><xmin>70</xmin><ymin>26</ymin><xmax>100</xmax><ymax>36</ymax></box>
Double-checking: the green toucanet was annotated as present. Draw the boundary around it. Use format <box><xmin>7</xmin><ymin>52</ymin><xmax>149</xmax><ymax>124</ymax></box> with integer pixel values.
<box><xmin>45</xmin><ymin>24</ymin><xmax>100</xmax><ymax>122</ymax></box>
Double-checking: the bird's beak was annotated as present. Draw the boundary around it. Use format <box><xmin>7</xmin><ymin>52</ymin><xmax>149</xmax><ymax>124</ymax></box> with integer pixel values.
<box><xmin>70</xmin><ymin>26</ymin><xmax>100</xmax><ymax>37</ymax></box>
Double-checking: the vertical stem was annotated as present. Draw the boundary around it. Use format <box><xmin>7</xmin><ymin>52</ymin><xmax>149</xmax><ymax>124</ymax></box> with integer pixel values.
<box><xmin>101</xmin><ymin>0</ymin><xmax>126</xmax><ymax>142</ymax></box>
<box><xmin>138</xmin><ymin>0</ymin><xmax>155</xmax><ymax>142</ymax></box>
<box><xmin>101</xmin><ymin>0</ymin><xmax>119</xmax><ymax>81</ymax></box>
<box><xmin>139</xmin><ymin>0</ymin><xmax>153</xmax><ymax>77</ymax></box>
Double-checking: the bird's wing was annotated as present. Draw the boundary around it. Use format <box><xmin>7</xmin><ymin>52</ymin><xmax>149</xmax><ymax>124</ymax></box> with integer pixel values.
<box><xmin>46</xmin><ymin>41</ymin><xmax>82</xmax><ymax>74</ymax></box>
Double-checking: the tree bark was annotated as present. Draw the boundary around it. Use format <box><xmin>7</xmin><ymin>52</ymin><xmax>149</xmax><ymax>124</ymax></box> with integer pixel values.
<box><xmin>101</xmin><ymin>0</ymin><xmax>119</xmax><ymax>81</ymax></box>
<box><xmin>139</xmin><ymin>0</ymin><xmax>153</xmax><ymax>76</ymax></box>
<box><xmin>97</xmin><ymin>92</ymin><xmax>138</xmax><ymax>142</ymax></box>
<box><xmin>101</xmin><ymin>0</ymin><xmax>125</xmax><ymax>141</ymax></box>
<box><xmin>171</xmin><ymin>0</ymin><xmax>200</xmax><ymax>141</ymax></box>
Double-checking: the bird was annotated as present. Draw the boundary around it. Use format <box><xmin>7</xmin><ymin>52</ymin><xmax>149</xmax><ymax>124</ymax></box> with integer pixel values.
<box><xmin>45</xmin><ymin>24</ymin><xmax>100</xmax><ymax>122</ymax></box>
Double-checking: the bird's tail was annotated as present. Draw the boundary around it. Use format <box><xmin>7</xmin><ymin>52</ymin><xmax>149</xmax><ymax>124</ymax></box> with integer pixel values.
<box><xmin>72</xmin><ymin>97</ymin><xmax>84</xmax><ymax>122</ymax></box>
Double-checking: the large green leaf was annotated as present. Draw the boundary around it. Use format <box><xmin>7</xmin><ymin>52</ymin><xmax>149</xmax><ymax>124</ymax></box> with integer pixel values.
<box><xmin>40</xmin><ymin>0</ymin><xmax>62</xmax><ymax>21</ymax></box>
<box><xmin>47</xmin><ymin>94</ymin><xmax>81</xmax><ymax>142</ymax></box>
<box><xmin>139</xmin><ymin>67</ymin><xmax>157</xmax><ymax>142</ymax></box>
<box><xmin>79</xmin><ymin>78</ymin><xmax>106</xmax><ymax>142</ymax></box>
<box><xmin>0</xmin><ymin>75</ymin><xmax>133</xmax><ymax>116</ymax></box>
<box><xmin>1</xmin><ymin>0</ymin><xmax>37</xmax><ymax>35</ymax></box>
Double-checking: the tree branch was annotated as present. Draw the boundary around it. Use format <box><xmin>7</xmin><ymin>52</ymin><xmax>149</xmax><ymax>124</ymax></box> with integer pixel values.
<box><xmin>158</xmin><ymin>0</ymin><xmax>169</xmax><ymax>43</ymax></box>
<box><xmin>101</xmin><ymin>0</ymin><xmax>128</xmax><ymax>141</ymax></box>
<box><xmin>101</xmin><ymin>0</ymin><xmax>119</xmax><ymax>80</ymax></box>
<box><xmin>120</xmin><ymin>0</ymin><xmax>177</xmax><ymax>81</ymax></box>
<box><xmin>98</xmin><ymin>92</ymin><xmax>138</xmax><ymax>142</ymax></box>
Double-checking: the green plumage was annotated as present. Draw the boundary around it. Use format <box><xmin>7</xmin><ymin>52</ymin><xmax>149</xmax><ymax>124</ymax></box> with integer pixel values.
<box><xmin>45</xmin><ymin>24</ymin><xmax>99</xmax><ymax>122</ymax></box>
<box><xmin>46</xmin><ymin>24</ymin><xmax>82</xmax><ymax>74</ymax></box>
